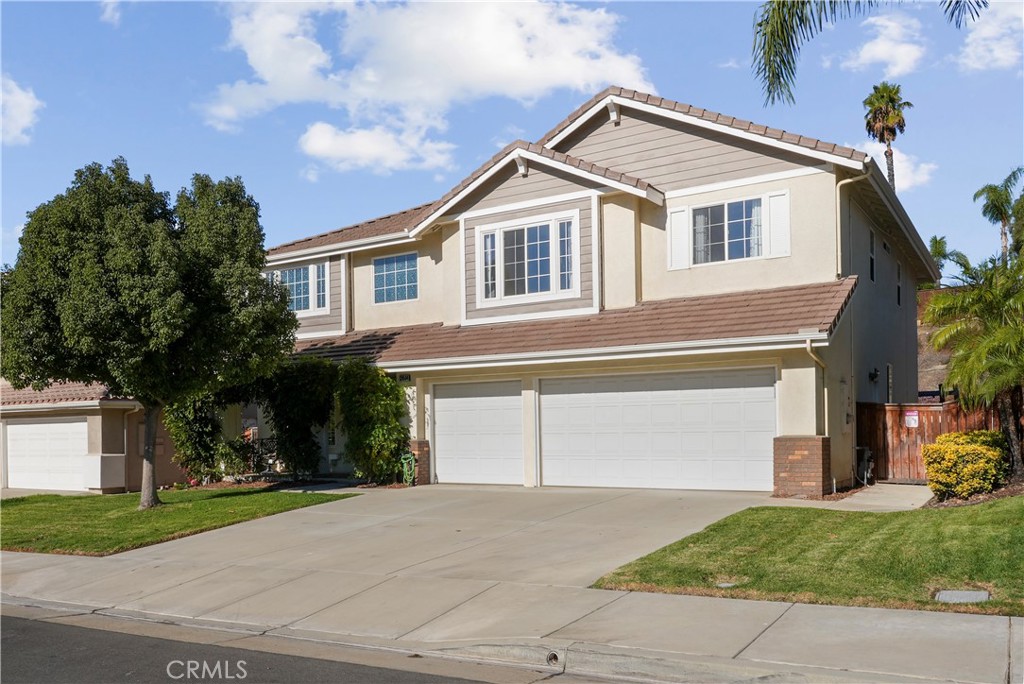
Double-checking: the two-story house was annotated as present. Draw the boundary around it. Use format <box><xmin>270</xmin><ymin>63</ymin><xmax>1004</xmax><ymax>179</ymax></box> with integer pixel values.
<box><xmin>265</xmin><ymin>86</ymin><xmax>938</xmax><ymax>497</ymax></box>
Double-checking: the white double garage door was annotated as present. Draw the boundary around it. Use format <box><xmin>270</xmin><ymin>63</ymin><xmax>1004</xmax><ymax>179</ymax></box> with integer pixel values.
<box><xmin>433</xmin><ymin>368</ymin><xmax>776</xmax><ymax>491</ymax></box>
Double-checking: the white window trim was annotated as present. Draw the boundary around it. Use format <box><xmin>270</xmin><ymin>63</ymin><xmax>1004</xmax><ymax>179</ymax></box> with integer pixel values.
<box><xmin>371</xmin><ymin>251</ymin><xmax>420</xmax><ymax>306</ymax></box>
<box><xmin>668</xmin><ymin>190</ymin><xmax>788</xmax><ymax>271</ymax></box>
<box><xmin>267</xmin><ymin>261</ymin><xmax>331</xmax><ymax>318</ymax></box>
<box><xmin>474</xmin><ymin>209</ymin><xmax>581</xmax><ymax>310</ymax></box>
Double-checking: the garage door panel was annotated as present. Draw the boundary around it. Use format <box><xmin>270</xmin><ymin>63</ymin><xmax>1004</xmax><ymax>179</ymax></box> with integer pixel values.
<box><xmin>541</xmin><ymin>369</ymin><xmax>775</xmax><ymax>491</ymax></box>
<box><xmin>7</xmin><ymin>419</ymin><xmax>88</xmax><ymax>491</ymax></box>
<box><xmin>433</xmin><ymin>381</ymin><xmax>523</xmax><ymax>485</ymax></box>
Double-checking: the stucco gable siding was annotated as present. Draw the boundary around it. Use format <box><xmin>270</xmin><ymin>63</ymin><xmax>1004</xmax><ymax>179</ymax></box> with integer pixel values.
<box><xmin>556</xmin><ymin>107</ymin><xmax>813</xmax><ymax>193</ymax></box>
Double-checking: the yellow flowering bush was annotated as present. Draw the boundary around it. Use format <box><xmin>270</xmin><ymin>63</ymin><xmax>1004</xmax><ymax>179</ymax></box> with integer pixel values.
<box><xmin>922</xmin><ymin>430</ymin><xmax>1009</xmax><ymax>500</ymax></box>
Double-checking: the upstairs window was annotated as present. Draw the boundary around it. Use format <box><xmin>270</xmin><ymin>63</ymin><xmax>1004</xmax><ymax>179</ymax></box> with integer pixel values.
<box><xmin>869</xmin><ymin>230</ymin><xmax>876</xmax><ymax>282</ymax></box>
<box><xmin>268</xmin><ymin>262</ymin><xmax>330</xmax><ymax>316</ymax></box>
<box><xmin>373</xmin><ymin>253</ymin><xmax>418</xmax><ymax>303</ymax></box>
<box><xmin>693</xmin><ymin>199</ymin><xmax>762</xmax><ymax>264</ymax></box>
<box><xmin>477</xmin><ymin>210</ymin><xmax>579</xmax><ymax>306</ymax></box>
<box><xmin>897</xmin><ymin>262</ymin><xmax>902</xmax><ymax>306</ymax></box>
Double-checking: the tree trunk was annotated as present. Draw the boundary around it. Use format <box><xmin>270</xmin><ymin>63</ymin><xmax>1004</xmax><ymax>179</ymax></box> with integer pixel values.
<box><xmin>995</xmin><ymin>389</ymin><xmax>1023</xmax><ymax>476</ymax></box>
<box><xmin>138</xmin><ymin>404</ymin><xmax>163</xmax><ymax>510</ymax></box>
<box><xmin>884</xmin><ymin>143</ymin><xmax>896</xmax><ymax>191</ymax></box>
<box><xmin>1000</xmin><ymin>220</ymin><xmax>1009</xmax><ymax>263</ymax></box>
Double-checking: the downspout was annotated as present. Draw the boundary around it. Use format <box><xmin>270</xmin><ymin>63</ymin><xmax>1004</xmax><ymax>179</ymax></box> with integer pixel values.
<box><xmin>835</xmin><ymin>162</ymin><xmax>873</xmax><ymax>279</ymax></box>
<box><xmin>805</xmin><ymin>339</ymin><xmax>834</xmax><ymax>493</ymax></box>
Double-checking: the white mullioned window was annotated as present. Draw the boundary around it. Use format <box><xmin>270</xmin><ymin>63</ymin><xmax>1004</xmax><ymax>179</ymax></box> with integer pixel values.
<box><xmin>667</xmin><ymin>190</ymin><xmax>789</xmax><ymax>271</ymax></box>
<box><xmin>373</xmin><ymin>252</ymin><xmax>418</xmax><ymax>303</ymax></box>
<box><xmin>265</xmin><ymin>261</ymin><xmax>330</xmax><ymax>316</ymax></box>
<box><xmin>475</xmin><ymin>209</ymin><xmax>581</xmax><ymax>307</ymax></box>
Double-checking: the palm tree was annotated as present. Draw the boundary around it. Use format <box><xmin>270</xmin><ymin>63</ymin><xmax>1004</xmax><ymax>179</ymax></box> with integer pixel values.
<box><xmin>926</xmin><ymin>256</ymin><xmax>1024</xmax><ymax>475</ymax></box>
<box><xmin>753</xmin><ymin>0</ymin><xmax>988</xmax><ymax>106</ymax></box>
<box><xmin>922</xmin><ymin>235</ymin><xmax>966</xmax><ymax>289</ymax></box>
<box><xmin>863</xmin><ymin>82</ymin><xmax>912</xmax><ymax>191</ymax></box>
<box><xmin>973</xmin><ymin>166</ymin><xmax>1024</xmax><ymax>263</ymax></box>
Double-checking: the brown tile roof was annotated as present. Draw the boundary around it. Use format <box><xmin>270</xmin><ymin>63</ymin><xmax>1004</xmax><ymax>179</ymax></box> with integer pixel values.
<box><xmin>1</xmin><ymin>380</ymin><xmax>117</xmax><ymax>407</ymax></box>
<box><xmin>267</xmin><ymin>141</ymin><xmax>659</xmax><ymax>257</ymax></box>
<box><xmin>296</xmin><ymin>277</ymin><xmax>857</xmax><ymax>366</ymax></box>
<box><xmin>537</xmin><ymin>86</ymin><xmax>869</xmax><ymax>163</ymax></box>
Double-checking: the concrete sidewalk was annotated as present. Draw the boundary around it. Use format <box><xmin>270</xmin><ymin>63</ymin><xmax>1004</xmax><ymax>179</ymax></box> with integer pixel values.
<box><xmin>2</xmin><ymin>485</ymin><xmax>1017</xmax><ymax>683</ymax></box>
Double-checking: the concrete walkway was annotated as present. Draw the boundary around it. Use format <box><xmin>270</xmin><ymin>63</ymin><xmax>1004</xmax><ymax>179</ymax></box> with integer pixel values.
<box><xmin>2</xmin><ymin>485</ymin><xmax>1017</xmax><ymax>683</ymax></box>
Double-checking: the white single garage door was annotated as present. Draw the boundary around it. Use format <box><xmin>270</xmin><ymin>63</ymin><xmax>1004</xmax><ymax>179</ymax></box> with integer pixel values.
<box><xmin>540</xmin><ymin>368</ymin><xmax>776</xmax><ymax>491</ymax></box>
<box><xmin>433</xmin><ymin>381</ymin><xmax>524</xmax><ymax>485</ymax></box>
<box><xmin>6</xmin><ymin>419</ymin><xmax>88</xmax><ymax>490</ymax></box>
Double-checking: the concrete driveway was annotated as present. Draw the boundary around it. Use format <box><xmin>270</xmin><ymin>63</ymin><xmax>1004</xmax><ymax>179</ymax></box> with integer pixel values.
<box><xmin>124</xmin><ymin>485</ymin><xmax>767</xmax><ymax>586</ymax></box>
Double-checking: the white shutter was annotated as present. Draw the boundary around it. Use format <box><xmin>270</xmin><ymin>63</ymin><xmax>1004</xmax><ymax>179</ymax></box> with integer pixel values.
<box><xmin>668</xmin><ymin>208</ymin><xmax>690</xmax><ymax>270</ymax></box>
<box><xmin>768</xmin><ymin>192</ymin><xmax>790</xmax><ymax>257</ymax></box>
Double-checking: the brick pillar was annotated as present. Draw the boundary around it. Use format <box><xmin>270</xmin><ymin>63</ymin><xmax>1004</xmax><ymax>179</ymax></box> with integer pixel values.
<box><xmin>409</xmin><ymin>439</ymin><xmax>431</xmax><ymax>486</ymax></box>
<box><xmin>773</xmin><ymin>436</ymin><xmax>831</xmax><ymax>498</ymax></box>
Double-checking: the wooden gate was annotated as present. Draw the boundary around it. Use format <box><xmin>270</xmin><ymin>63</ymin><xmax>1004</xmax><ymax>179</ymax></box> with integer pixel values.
<box><xmin>856</xmin><ymin>402</ymin><xmax>1000</xmax><ymax>483</ymax></box>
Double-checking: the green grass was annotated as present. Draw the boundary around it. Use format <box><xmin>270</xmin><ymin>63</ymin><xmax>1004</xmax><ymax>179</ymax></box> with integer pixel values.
<box><xmin>1</xmin><ymin>487</ymin><xmax>356</xmax><ymax>556</ymax></box>
<box><xmin>594</xmin><ymin>496</ymin><xmax>1024</xmax><ymax>616</ymax></box>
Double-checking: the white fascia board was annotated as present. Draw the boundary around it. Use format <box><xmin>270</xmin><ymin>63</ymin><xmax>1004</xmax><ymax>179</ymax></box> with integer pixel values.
<box><xmin>266</xmin><ymin>233</ymin><xmax>413</xmax><ymax>265</ymax></box>
<box><xmin>866</xmin><ymin>163</ymin><xmax>940</xmax><ymax>282</ymax></box>
<box><xmin>664</xmin><ymin>167</ymin><xmax>827</xmax><ymax>199</ymax></box>
<box><xmin>379</xmin><ymin>332</ymin><xmax>829</xmax><ymax>373</ymax></box>
<box><xmin>547</xmin><ymin>95</ymin><xmax>867</xmax><ymax>171</ymax></box>
<box><xmin>410</xmin><ymin>148</ymin><xmax>660</xmax><ymax>239</ymax></box>
<box><xmin>295</xmin><ymin>328</ymin><xmax>346</xmax><ymax>341</ymax></box>
<box><xmin>0</xmin><ymin>399</ymin><xmax>141</xmax><ymax>413</ymax></box>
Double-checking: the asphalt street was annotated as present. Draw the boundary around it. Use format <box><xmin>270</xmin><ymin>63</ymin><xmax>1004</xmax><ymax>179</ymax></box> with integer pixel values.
<box><xmin>1</xmin><ymin>617</ymin><xmax>481</xmax><ymax>684</ymax></box>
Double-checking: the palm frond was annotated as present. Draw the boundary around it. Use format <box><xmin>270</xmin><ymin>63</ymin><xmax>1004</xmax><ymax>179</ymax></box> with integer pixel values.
<box><xmin>941</xmin><ymin>0</ymin><xmax>989</xmax><ymax>29</ymax></box>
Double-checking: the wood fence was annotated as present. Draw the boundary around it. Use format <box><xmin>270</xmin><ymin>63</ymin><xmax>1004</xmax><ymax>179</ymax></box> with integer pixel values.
<box><xmin>856</xmin><ymin>401</ymin><xmax>1001</xmax><ymax>483</ymax></box>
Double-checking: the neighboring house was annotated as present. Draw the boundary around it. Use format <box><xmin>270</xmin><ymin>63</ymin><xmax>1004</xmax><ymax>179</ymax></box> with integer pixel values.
<box><xmin>269</xmin><ymin>86</ymin><xmax>936</xmax><ymax>496</ymax></box>
<box><xmin>0</xmin><ymin>380</ymin><xmax>185</xmax><ymax>492</ymax></box>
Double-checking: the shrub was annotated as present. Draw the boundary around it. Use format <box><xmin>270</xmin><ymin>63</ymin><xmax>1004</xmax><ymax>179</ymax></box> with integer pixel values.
<box><xmin>165</xmin><ymin>395</ymin><xmax>223</xmax><ymax>482</ymax></box>
<box><xmin>258</xmin><ymin>358</ymin><xmax>338</xmax><ymax>477</ymax></box>
<box><xmin>336</xmin><ymin>357</ymin><xmax>410</xmax><ymax>484</ymax></box>
<box><xmin>923</xmin><ymin>430</ymin><xmax>1009</xmax><ymax>500</ymax></box>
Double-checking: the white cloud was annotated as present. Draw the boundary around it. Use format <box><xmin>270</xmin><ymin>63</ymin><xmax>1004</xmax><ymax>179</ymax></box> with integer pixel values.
<box><xmin>717</xmin><ymin>58</ymin><xmax>741</xmax><ymax>69</ymax></box>
<box><xmin>853</xmin><ymin>140</ymin><xmax>937</xmax><ymax>193</ymax></box>
<box><xmin>299</xmin><ymin>122</ymin><xmax>456</xmax><ymax>174</ymax></box>
<box><xmin>204</xmin><ymin>2</ymin><xmax>653</xmax><ymax>172</ymax></box>
<box><xmin>100</xmin><ymin>0</ymin><xmax>121</xmax><ymax>26</ymax></box>
<box><xmin>820</xmin><ymin>54</ymin><xmax>834</xmax><ymax>69</ymax></box>
<box><xmin>957</xmin><ymin>1</ymin><xmax>1023</xmax><ymax>72</ymax></box>
<box><xmin>842</xmin><ymin>14</ymin><xmax>925</xmax><ymax>78</ymax></box>
<box><xmin>2</xmin><ymin>74</ymin><xmax>44</xmax><ymax>145</ymax></box>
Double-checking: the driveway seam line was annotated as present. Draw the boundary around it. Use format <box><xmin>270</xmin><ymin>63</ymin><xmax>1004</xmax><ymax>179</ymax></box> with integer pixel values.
<box><xmin>166</xmin><ymin>566</ymin><xmax>310</xmax><ymax>621</ymax></box>
<box><xmin>273</xmin><ymin>575</ymin><xmax>397</xmax><ymax>630</ymax></box>
<box><xmin>540</xmin><ymin>590</ymin><xmax>631</xmax><ymax>639</ymax></box>
<box><xmin>731</xmin><ymin>602</ymin><xmax>795</xmax><ymax>660</ymax></box>
<box><xmin>393</xmin><ymin>581</ymin><xmax>501</xmax><ymax>640</ymax></box>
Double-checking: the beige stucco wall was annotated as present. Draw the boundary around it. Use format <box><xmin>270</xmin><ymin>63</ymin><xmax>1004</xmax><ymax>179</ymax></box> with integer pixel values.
<box><xmin>642</xmin><ymin>171</ymin><xmax>837</xmax><ymax>301</ymax></box>
<box><xmin>350</xmin><ymin>229</ymin><xmax>446</xmax><ymax>331</ymax></box>
<box><xmin>601</xmin><ymin>194</ymin><xmax>640</xmax><ymax>309</ymax></box>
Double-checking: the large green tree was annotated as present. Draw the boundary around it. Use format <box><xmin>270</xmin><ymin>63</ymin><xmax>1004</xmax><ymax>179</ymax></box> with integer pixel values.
<box><xmin>1</xmin><ymin>158</ymin><xmax>297</xmax><ymax>508</ymax></box>
<box><xmin>753</xmin><ymin>0</ymin><xmax>987</xmax><ymax>105</ymax></box>
<box><xmin>973</xmin><ymin>166</ymin><xmax>1024</xmax><ymax>263</ymax></box>
<box><xmin>925</xmin><ymin>255</ymin><xmax>1024</xmax><ymax>475</ymax></box>
<box><xmin>862</xmin><ymin>81</ymin><xmax>912</xmax><ymax>191</ymax></box>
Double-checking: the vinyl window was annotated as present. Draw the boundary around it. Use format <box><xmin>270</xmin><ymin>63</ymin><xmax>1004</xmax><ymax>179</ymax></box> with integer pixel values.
<box><xmin>267</xmin><ymin>262</ymin><xmax>330</xmax><ymax>316</ymax></box>
<box><xmin>373</xmin><ymin>253</ymin><xmax>418</xmax><ymax>303</ymax></box>
<box><xmin>477</xmin><ymin>210</ymin><xmax>580</xmax><ymax>306</ymax></box>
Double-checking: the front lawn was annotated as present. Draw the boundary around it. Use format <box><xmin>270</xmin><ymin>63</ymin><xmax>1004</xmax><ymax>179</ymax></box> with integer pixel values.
<box><xmin>1</xmin><ymin>487</ymin><xmax>356</xmax><ymax>556</ymax></box>
<box><xmin>595</xmin><ymin>496</ymin><xmax>1024</xmax><ymax>616</ymax></box>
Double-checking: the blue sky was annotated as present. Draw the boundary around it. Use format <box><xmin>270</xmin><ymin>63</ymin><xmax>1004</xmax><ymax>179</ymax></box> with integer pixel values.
<box><xmin>3</xmin><ymin>1</ymin><xmax>1022</xmax><ymax>273</ymax></box>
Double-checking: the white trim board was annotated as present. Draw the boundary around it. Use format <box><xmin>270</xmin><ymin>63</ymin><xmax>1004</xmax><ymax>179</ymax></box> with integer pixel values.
<box><xmin>546</xmin><ymin>95</ymin><xmax>867</xmax><ymax>171</ymax></box>
<box><xmin>295</xmin><ymin>328</ymin><xmax>345</xmax><ymax>340</ymax></box>
<box><xmin>381</xmin><ymin>332</ymin><xmax>828</xmax><ymax>372</ymax></box>
<box><xmin>663</xmin><ymin>167</ymin><xmax>827</xmax><ymax>199</ymax></box>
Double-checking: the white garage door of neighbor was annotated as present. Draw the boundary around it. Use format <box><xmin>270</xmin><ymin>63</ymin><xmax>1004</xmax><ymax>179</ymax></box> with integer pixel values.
<box><xmin>541</xmin><ymin>368</ymin><xmax>776</xmax><ymax>491</ymax></box>
<box><xmin>433</xmin><ymin>381</ymin><xmax>524</xmax><ymax>485</ymax></box>
<box><xmin>6</xmin><ymin>419</ymin><xmax>88</xmax><ymax>490</ymax></box>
